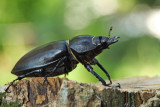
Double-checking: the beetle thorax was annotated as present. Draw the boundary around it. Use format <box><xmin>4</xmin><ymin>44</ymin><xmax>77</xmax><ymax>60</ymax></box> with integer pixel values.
<box><xmin>72</xmin><ymin>44</ymin><xmax>105</xmax><ymax>64</ymax></box>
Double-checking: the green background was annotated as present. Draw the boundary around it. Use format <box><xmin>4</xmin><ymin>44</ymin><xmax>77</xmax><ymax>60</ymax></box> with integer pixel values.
<box><xmin>0</xmin><ymin>0</ymin><xmax>160</xmax><ymax>85</ymax></box>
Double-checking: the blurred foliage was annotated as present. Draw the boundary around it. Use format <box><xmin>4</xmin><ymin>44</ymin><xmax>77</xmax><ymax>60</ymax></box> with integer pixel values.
<box><xmin>0</xmin><ymin>0</ymin><xmax>160</xmax><ymax>86</ymax></box>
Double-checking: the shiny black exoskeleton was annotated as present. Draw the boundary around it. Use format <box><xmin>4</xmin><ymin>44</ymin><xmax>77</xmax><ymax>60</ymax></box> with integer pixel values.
<box><xmin>5</xmin><ymin>27</ymin><xmax>120</xmax><ymax>92</ymax></box>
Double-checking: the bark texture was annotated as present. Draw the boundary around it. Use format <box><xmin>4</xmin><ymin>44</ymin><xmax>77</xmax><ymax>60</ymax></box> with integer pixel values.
<box><xmin>1</xmin><ymin>76</ymin><xmax>160</xmax><ymax>107</ymax></box>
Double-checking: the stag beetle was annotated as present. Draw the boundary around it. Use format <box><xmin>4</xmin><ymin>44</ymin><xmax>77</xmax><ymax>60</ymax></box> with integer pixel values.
<box><xmin>5</xmin><ymin>27</ymin><xmax>120</xmax><ymax>92</ymax></box>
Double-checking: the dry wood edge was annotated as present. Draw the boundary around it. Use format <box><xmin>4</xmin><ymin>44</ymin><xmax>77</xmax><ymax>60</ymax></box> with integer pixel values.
<box><xmin>0</xmin><ymin>76</ymin><xmax>160</xmax><ymax>107</ymax></box>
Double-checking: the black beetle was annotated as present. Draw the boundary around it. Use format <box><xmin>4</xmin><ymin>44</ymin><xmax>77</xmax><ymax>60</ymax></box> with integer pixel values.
<box><xmin>5</xmin><ymin>27</ymin><xmax>120</xmax><ymax>92</ymax></box>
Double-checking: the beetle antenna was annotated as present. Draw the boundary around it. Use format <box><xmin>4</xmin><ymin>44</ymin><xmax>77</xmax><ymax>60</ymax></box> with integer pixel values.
<box><xmin>108</xmin><ymin>26</ymin><xmax>112</xmax><ymax>38</ymax></box>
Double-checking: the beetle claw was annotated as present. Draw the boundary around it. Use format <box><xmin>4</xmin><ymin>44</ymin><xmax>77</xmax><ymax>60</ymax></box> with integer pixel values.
<box><xmin>44</xmin><ymin>77</ymin><xmax>49</xmax><ymax>85</ymax></box>
<box><xmin>109</xmin><ymin>83</ymin><xmax>121</xmax><ymax>88</ymax></box>
<box><xmin>5</xmin><ymin>86</ymin><xmax>11</xmax><ymax>93</ymax></box>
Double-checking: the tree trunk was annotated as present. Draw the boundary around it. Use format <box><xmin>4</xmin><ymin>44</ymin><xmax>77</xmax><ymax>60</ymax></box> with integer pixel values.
<box><xmin>0</xmin><ymin>76</ymin><xmax>160</xmax><ymax>107</ymax></box>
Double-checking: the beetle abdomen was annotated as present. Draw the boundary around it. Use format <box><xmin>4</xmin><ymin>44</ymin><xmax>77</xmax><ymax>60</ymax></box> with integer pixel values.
<box><xmin>11</xmin><ymin>41</ymin><xmax>67</xmax><ymax>75</ymax></box>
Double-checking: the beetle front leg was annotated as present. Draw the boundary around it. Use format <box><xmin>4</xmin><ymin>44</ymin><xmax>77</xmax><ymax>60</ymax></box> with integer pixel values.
<box><xmin>93</xmin><ymin>58</ymin><xmax>112</xmax><ymax>85</ymax></box>
<box><xmin>84</xmin><ymin>64</ymin><xmax>110</xmax><ymax>86</ymax></box>
<box><xmin>94</xmin><ymin>58</ymin><xmax>120</xmax><ymax>88</ymax></box>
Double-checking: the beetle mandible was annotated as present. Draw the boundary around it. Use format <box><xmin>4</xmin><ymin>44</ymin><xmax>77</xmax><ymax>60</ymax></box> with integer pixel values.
<box><xmin>5</xmin><ymin>27</ymin><xmax>120</xmax><ymax>92</ymax></box>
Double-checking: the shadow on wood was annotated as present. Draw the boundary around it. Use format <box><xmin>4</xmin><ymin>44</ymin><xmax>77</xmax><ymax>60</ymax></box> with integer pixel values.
<box><xmin>1</xmin><ymin>76</ymin><xmax>160</xmax><ymax>107</ymax></box>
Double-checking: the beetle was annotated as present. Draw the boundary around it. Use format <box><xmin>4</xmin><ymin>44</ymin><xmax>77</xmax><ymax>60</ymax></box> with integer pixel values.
<box><xmin>5</xmin><ymin>27</ymin><xmax>120</xmax><ymax>92</ymax></box>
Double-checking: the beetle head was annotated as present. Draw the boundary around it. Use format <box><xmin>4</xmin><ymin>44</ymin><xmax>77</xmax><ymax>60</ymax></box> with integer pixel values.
<box><xmin>92</xmin><ymin>27</ymin><xmax>120</xmax><ymax>49</ymax></box>
<box><xmin>107</xmin><ymin>36</ymin><xmax>120</xmax><ymax>46</ymax></box>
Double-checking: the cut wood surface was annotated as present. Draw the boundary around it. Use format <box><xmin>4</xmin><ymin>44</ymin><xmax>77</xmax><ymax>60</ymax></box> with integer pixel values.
<box><xmin>0</xmin><ymin>76</ymin><xmax>160</xmax><ymax>107</ymax></box>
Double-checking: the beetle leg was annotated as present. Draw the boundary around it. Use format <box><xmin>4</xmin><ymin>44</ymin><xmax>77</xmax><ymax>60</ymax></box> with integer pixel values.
<box><xmin>84</xmin><ymin>64</ymin><xmax>110</xmax><ymax>86</ymax></box>
<box><xmin>44</xmin><ymin>56</ymin><xmax>67</xmax><ymax>83</ymax></box>
<box><xmin>94</xmin><ymin>58</ymin><xmax>121</xmax><ymax>88</ymax></box>
<box><xmin>5</xmin><ymin>69</ymin><xmax>43</xmax><ymax>92</ymax></box>
<box><xmin>93</xmin><ymin>58</ymin><xmax>112</xmax><ymax>85</ymax></box>
<box><xmin>5</xmin><ymin>78</ymin><xmax>19</xmax><ymax>92</ymax></box>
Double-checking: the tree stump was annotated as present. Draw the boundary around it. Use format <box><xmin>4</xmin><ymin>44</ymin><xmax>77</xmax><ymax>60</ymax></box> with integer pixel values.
<box><xmin>0</xmin><ymin>76</ymin><xmax>160</xmax><ymax>107</ymax></box>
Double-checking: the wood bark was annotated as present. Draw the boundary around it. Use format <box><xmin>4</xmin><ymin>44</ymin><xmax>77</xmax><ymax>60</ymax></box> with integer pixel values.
<box><xmin>0</xmin><ymin>76</ymin><xmax>160</xmax><ymax>107</ymax></box>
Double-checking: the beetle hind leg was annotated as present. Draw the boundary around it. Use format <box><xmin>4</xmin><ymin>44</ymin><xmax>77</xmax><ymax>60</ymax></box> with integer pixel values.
<box><xmin>5</xmin><ymin>78</ymin><xmax>19</xmax><ymax>92</ymax></box>
<box><xmin>5</xmin><ymin>69</ymin><xmax>43</xmax><ymax>92</ymax></box>
<box><xmin>5</xmin><ymin>74</ymin><xmax>27</xmax><ymax>93</ymax></box>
